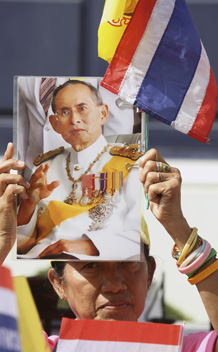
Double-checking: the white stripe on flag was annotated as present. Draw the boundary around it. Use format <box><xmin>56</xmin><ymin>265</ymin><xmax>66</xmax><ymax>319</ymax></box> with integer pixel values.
<box><xmin>57</xmin><ymin>339</ymin><xmax>181</xmax><ymax>352</ymax></box>
<box><xmin>172</xmin><ymin>44</ymin><xmax>210</xmax><ymax>133</ymax></box>
<box><xmin>0</xmin><ymin>287</ymin><xmax>18</xmax><ymax>318</ymax></box>
<box><xmin>119</xmin><ymin>0</ymin><xmax>176</xmax><ymax>103</ymax></box>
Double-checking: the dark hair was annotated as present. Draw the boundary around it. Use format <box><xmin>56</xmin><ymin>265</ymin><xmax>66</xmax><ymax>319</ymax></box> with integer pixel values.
<box><xmin>51</xmin><ymin>79</ymin><xmax>103</xmax><ymax>113</ymax></box>
<box><xmin>51</xmin><ymin>243</ymin><xmax>150</xmax><ymax>277</ymax></box>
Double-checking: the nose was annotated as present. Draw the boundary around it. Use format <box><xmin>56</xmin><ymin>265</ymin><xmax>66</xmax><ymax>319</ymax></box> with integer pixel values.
<box><xmin>70</xmin><ymin>108</ymin><xmax>81</xmax><ymax>125</ymax></box>
<box><xmin>101</xmin><ymin>265</ymin><xmax>127</xmax><ymax>293</ymax></box>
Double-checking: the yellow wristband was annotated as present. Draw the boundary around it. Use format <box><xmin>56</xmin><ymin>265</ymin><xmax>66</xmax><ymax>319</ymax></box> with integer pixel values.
<box><xmin>177</xmin><ymin>227</ymin><xmax>198</xmax><ymax>265</ymax></box>
<box><xmin>188</xmin><ymin>258</ymin><xmax>218</xmax><ymax>285</ymax></box>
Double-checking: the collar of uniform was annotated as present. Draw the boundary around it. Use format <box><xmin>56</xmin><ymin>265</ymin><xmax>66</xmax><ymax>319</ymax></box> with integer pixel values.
<box><xmin>69</xmin><ymin>134</ymin><xmax>108</xmax><ymax>167</ymax></box>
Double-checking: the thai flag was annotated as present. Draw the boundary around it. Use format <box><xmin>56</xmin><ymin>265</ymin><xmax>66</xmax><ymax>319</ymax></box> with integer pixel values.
<box><xmin>101</xmin><ymin>0</ymin><xmax>218</xmax><ymax>143</ymax></box>
<box><xmin>57</xmin><ymin>318</ymin><xmax>184</xmax><ymax>351</ymax></box>
<box><xmin>0</xmin><ymin>266</ymin><xmax>21</xmax><ymax>352</ymax></box>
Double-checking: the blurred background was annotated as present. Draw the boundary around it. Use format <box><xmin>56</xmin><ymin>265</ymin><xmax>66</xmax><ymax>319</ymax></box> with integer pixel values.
<box><xmin>1</xmin><ymin>0</ymin><xmax>218</xmax><ymax>334</ymax></box>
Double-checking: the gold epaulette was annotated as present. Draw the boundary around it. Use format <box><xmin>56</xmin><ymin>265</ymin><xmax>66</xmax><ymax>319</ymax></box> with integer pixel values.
<box><xmin>33</xmin><ymin>146</ymin><xmax>65</xmax><ymax>166</ymax></box>
<box><xmin>110</xmin><ymin>144</ymin><xmax>142</xmax><ymax>161</ymax></box>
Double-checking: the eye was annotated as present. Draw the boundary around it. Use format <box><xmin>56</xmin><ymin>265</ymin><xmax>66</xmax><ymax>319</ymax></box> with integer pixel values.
<box><xmin>122</xmin><ymin>262</ymin><xmax>141</xmax><ymax>272</ymax></box>
<box><xmin>61</xmin><ymin>108</ymin><xmax>71</xmax><ymax>116</ymax></box>
<box><xmin>77</xmin><ymin>104</ymin><xmax>88</xmax><ymax>113</ymax></box>
<box><xmin>83</xmin><ymin>262</ymin><xmax>97</xmax><ymax>269</ymax></box>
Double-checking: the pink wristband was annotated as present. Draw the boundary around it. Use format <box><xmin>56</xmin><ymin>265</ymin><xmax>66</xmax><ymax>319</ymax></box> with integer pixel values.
<box><xmin>177</xmin><ymin>240</ymin><xmax>211</xmax><ymax>274</ymax></box>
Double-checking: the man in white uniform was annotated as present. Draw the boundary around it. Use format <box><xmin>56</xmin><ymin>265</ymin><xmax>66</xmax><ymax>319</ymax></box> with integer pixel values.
<box><xmin>17</xmin><ymin>76</ymin><xmax>134</xmax><ymax>179</ymax></box>
<box><xmin>17</xmin><ymin>80</ymin><xmax>143</xmax><ymax>260</ymax></box>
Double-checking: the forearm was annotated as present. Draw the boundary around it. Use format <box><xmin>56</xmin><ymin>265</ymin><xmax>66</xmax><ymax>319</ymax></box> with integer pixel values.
<box><xmin>162</xmin><ymin>216</ymin><xmax>192</xmax><ymax>250</ymax></box>
<box><xmin>17</xmin><ymin>199</ymin><xmax>38</xmax><ymax>226</ymax></box>
<box><xmin>0</xmin><ymin>238</ymin><xmax>12</xmax><ymax>265</ymax></box>
<box><xmin>174</xmin><ymin>228</ymin><xmax>218</xmax><ymax>343</ymax></box>
<box><xmin>196</xmin><ymin>268</ymin><xmax>218</xmax><ymax>336</ymax></box>
<box><xmin>17</xmin><ymin>227</ymin><xmax>38</xmax><ymax>253</ymax></box>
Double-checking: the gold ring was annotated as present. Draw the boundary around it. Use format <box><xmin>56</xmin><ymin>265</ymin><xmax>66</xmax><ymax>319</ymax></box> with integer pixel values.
<box><xmin>156</xmin><ymin>161</ymin><xmax>170</xmax><ymax>173</ymax></box>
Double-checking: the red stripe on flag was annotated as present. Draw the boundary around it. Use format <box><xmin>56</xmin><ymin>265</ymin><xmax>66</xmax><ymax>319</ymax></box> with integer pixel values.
<box><xmin>0</xmin><ymin>266</ymin><xmax>13</xmax><ymax>290</ymax></box>
<box><xmin>59</xmin><ymin>319</ymin><xmax>182</xmax><ymax>346</ymax></box>
<box><xmin>188</xmin><ymin>68</ymin><xmax>218</xmax><ymax>143</ymax></box>
<box><xmin>101</xmin><ymin>0</ymin><xmax>157</xmax><ymax>94</ymax></box>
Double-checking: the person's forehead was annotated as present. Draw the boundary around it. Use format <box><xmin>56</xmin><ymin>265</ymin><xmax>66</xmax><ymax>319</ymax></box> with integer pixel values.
<box><xmin>57</xmin><ymin>83</ymin><xmax>94</xmax><ymax>102</ymax></box>
<box><xmin>65</xmin><ymin>260</ymin><xmax>147</xmax><ymax>273</ymax></box>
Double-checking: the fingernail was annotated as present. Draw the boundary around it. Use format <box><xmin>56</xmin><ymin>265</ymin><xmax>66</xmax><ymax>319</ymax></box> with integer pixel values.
<box><xmin>16</xmin><ymin>161</ymin><xmax>25</xmax><ymax>167</ymax></box>
<box><xmin>7</xmin><ymin>142</ymin><xmax>13</xmax><ymax>150</ymax></box>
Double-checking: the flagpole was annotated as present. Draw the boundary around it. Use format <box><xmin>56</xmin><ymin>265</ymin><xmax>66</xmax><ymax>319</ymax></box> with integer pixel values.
<box><xmin>139</xmin><ymin>109</ymin><xmax>150</xmax><ymax>210</ymax></box>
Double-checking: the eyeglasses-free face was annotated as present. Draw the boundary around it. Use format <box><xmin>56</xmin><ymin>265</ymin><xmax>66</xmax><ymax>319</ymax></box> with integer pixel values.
<box><xmin>49</xmin><ymin>258</ymin><xmax>155</xmax><ymax>322</ymax></box>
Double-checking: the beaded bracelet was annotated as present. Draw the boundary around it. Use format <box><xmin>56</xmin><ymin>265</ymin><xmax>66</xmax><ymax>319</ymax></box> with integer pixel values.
<box><xmin>187</xmin><ymin>248</ymin><xmax>217</xmax><ymax>278</ymax></box>
<box><xmin>177</xmin><ymin>227</ymin><xmax>198</xmax><ymax>265</ymax></box>
<box><xmin>188</xmin><ymin>258</ymin><xmax>218</xmax><ymax>285</ymax></box>
<box><xmin>171</xmin><ymin>244</ymin><xmax>181</xmax><ymax>261</ymax></box>
<box><xmin>177</xmin><ymin>240</ymin><xmax>211</xmax><ymax>274</ymax></box>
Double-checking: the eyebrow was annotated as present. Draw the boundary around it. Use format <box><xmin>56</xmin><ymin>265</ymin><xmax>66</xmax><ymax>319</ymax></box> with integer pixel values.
<box><xmin>77</xmin><ymin>102</ymin><xmax>88</xmax><ymax>107</ymax></box>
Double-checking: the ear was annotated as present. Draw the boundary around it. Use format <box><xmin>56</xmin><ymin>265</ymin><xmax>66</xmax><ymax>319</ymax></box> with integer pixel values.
<box><xmin>99</xmin><ymin>104</ymin><xmax>109</xmax><ymax>126</ymax></box>
<box><xmin>48</xmin><ymin>268</ymin><xmax>67</xmax><ymax>301</ymax></box>
<box><xmin>49</xmin><ymin>114</ymin><xmax>62</xmax><ymax>134</ymax></box>
<box><xmin>147</xmin><ymin>256</ymin><xmax>156</xmax><ymax>290</ymax></box>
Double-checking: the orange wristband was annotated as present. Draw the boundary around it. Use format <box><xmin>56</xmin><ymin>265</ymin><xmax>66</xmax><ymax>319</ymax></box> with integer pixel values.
<box><xmin>188</xmin><ymin>258</ymin><xmax>218</xmax><ymax>285</ymax></box>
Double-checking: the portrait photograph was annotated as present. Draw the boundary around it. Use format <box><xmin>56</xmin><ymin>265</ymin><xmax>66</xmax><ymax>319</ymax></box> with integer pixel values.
<box><xmin>14</xmin><ymin>76</ymin><xmax>146</xmax><ymax>261</ymax></box>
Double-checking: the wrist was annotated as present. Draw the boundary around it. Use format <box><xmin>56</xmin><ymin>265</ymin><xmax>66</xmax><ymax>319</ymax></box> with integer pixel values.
<box><xmin>0</xmin><ymin>237</ymin><xmax>14</xmax><ymax>265</ymax></box>
<box><xmin>164</xmin><ymin>217</ymin><xmax>192</xmax><ymax>249</ymax></box>
<box><xmin>22</xmin><ymin>196</ymin><xmax>39</xmax><ymax>207</ymax></box>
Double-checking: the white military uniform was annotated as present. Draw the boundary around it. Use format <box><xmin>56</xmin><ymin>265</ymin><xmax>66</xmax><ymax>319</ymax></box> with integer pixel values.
<box><xmin>17</xmin><ymin>76</ymin><xmax>134</xmax><ymax>179</ymax></box>
<box><xmin>17</xmin><ymin>135</ymin><xmax>142</xmax><ymax>260</ymax></box>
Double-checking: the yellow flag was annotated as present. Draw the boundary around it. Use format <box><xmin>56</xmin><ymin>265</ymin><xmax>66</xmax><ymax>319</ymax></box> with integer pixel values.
<box><xmin>98</xmin><ymin>0</ymin><xmax>139</xmax><ymax>63</ymax></box>
<box><xmin>13</xmin><ymin>277</ymin><xmax>50</xmax><ymax>352</ymax></box>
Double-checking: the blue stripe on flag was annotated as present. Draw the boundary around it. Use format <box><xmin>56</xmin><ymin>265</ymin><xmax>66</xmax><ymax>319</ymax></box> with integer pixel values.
<box><xmin>0</xmin><ymin>314</ymin><xmax>20</xmax><ymax>352</ymax></box>
<box><xmin>135</xmin><ymin>0</ymin><xmax>201</xmax><ymax>123</ymax></box>
<box><xmin>0</xmin><ymin>314</ymin><xmax>18</xmax><ymax>330</ymax></box>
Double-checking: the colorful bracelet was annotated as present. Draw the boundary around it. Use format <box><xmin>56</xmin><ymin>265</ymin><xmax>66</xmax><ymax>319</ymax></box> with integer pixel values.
<box><xmin>188</xmin><ymin>258</ymin><xmax>218</xmax><ymax>285</ymax></box>
<box><xmin>179</xmin><ymin>239</ymin><xmax>205</xmax><ymax>269</ymax></box>
<box><xmin>177</xmin><ymin>228</ymin><xmax>198</xmax><ymax>265</ymax></box>
<box><xmin>187</xmin><ymin>248</ymin><xmax>217</xmax><ymax>278</ymax></box>
<box><xmin>178</xmin><ymin>240</ymin><xmax>211</xmax><ymax>274</ymax></box>
<box><xmin>172</xmin><ymin>235</ymin><xmax>202</xmax><ymax>261</ymax></box>
<box><xmin>172</xmin><ymin>244</ymin><xmax>181</xmax><ymax>261</ymax></box>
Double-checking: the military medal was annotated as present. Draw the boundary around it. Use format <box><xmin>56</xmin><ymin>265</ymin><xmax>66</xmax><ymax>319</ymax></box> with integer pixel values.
<box><xmin>88</xmin><ymin>171</ymin><xmax>123</xmax><ymax>231</ymax></box>
<box><xmin>80</xmin><ymin>187</ymin><xmax>90</xmax><ymax>206</ymax></box>
<box><xmin>64</xmin><ymin>182</ymin><xmax>78</xmax><ymax>205</ymax></box>
<box><xmin>111</xmin><ymin>171</ymin><xmax>122</xmax><ymax>204</ymax></box>
<box><xmin>80</xmin><ymin>175</ymin><xmax>94</xmax><ymax>206</ymax></box>
<box><xmin>112</xmin><ymin>189</ymin><xmax>120</xmax><ymax>204</ymax></box>
<box><xmin>64</xmin><ymin>144</ymin><xmax>110</xmax><ymax>206</ymax></box>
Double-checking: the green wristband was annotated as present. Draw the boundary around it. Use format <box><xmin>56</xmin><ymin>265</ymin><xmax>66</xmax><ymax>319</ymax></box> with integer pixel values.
<box><xmin>187</xmin><ymin>248</ymin><xmax>217</xmax><ymax>278</ymax></box>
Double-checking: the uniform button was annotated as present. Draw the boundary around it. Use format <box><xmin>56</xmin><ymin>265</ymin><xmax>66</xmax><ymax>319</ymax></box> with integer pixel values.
<box><xmin>74</xmin><ymin>165</ymin><xmax>80</xmax><ymax>171</ymax></box>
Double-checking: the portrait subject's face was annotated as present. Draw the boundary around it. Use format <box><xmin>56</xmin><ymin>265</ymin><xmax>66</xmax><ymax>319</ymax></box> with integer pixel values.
<box><xmin>50</xmin><ymin>83</ymin><xmax>108</xmax><ymax>151</ymax></box>
<box><xmin>60</xmin><ymin>258</ymin><xmax>153</xmax><ymax>321</ymax></box>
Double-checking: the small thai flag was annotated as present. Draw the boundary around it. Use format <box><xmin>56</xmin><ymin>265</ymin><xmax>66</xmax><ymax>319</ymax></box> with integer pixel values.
<box><xmin>0</xmin><ymin>266</ymin><xmax>21</xmax><ymax>352</ymax></box>
<box><xmin>57</xmin><ymin>318</ymin><xmax>184</xmax><ymax>351</ymax></box>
